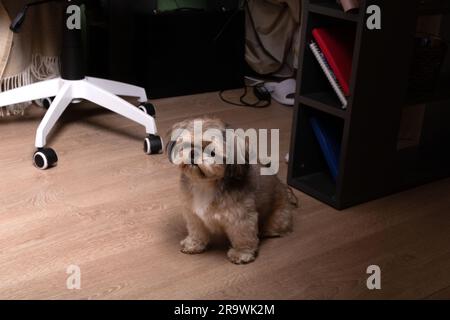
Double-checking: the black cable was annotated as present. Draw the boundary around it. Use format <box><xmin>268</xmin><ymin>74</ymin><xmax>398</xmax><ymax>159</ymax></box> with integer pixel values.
<box><xmin>218</xmin><ymin>0</ymin><xmax>281</xmax><ymax>108</ymax></box>
<box><xmin>219</xmin><ymin>86</ymin><xmax>271</xmax><ymax>108</ymax></box>
<box><xmin>213</xmin><ymin>7</ymin><xmax>242</xmax><ymax>42</ymax></box>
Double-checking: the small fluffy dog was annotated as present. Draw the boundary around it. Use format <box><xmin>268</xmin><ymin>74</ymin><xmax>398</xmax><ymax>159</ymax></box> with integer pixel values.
<box><xmin>167</xmin><ymin>117</ymin><xmax>297</xmax><ymax>264</ymax></box>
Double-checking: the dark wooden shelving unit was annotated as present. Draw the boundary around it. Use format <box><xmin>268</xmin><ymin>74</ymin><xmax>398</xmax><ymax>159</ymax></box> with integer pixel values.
<box><xmin>309</xmin><ymin>1</ymin><xmax>360</xmax><ymax>22</ymax></box>
<box><xmin>288</xmin><ymin>0</ymin><xmax>450</xmax><ymax>209</ymax></box>
<box><xmin>298</xmin><ymin>94</ymin><xmax>349</xmax><ymax>119</ymax></box>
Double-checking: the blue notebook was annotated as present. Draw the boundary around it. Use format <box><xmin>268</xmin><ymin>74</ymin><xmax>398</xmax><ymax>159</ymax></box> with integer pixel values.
<box><xmin>309</xmin><ymin>116</ymin><xmax>341</xmax><ymax>181</ymax></box>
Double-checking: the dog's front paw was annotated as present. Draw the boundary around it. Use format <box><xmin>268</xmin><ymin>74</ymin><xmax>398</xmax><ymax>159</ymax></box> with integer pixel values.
<box><xmin>180</xmin><ymin>237</ymin><xmax>208</xmax><ymax>254</ymax></box>
<box><xmin>227</xmin><ymin>248</ymin><xmax>257</xmax><ymax>265</ymax></box>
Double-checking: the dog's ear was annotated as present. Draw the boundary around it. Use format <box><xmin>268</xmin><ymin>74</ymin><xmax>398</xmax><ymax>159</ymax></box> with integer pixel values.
<box><xmin>166</xmin><ymin>120</ymin><xmax>187</xmax><ymax>143</ymax></box>
<box><xmin>225</xmin><ymin>163</ymin><xmax>249</xmax><ymax>182</ymax></box>
<box><xmin>165</xmin><ymin>119</ymin><xmax>193</xmax><ymax>156</ymax></box>
<box><xmin>223</xmin><ymin>129</ymin><xmax>250</xmax><ymax>185</ymax></box>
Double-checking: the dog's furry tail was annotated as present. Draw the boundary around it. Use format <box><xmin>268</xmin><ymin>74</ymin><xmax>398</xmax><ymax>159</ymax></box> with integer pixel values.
<box><xmin>286</xmin><ymin>186</ymin><xmax>299</xmax><ymax>209</ymax></box>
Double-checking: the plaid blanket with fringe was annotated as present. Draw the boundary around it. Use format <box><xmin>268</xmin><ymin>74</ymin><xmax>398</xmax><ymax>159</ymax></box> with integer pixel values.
<box><xmin>0</xmin><ymin>0</ymin><xmax>60</xmax><ymax>116</ymax></box>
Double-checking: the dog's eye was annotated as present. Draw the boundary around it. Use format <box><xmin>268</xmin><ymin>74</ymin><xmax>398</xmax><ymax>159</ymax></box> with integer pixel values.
<box><xmin>210</xmin><ymin>151</ymin><xmax>216</xmax><ymax>157</ymax></box>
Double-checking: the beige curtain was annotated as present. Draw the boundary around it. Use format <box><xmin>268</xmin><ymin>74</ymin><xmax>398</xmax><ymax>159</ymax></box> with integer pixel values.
<box><xmin>0</xmin><ymin>2</ymin><xmax>12</xmax><ymax>81</ymax></box>
<box><xmin>246</xmin><ymin>0</ymin><xmax>301</xmax><ymax>77</ymax></box>
<box><xmin>0</xmin><ymin>0</ymin><xmax>61</xmax><ymax>116</ymax></box>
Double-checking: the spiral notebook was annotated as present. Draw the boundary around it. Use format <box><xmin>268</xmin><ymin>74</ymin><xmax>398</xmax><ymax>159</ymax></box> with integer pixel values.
<box><xmin>309</xmin><ymin>41</ymin><xmax>348</xmax><ymax>109</ymax></box>
<box><xmin>312</xmin><ymin>27</ymin><xmax>355</xmax><ymax>97</ymax></box>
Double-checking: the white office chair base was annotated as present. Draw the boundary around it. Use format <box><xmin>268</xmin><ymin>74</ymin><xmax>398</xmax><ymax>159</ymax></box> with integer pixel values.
<box><xmin>0</xmin><ymin>77</ymin><xmax>163</xmax><ymax>170</ymax></box>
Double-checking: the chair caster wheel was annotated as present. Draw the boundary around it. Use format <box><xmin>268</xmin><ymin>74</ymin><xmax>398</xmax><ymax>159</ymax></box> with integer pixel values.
<box><xmin>33</xmin><ymin>148</ymin><xmax>58</xmax><ymax>170</ymax></box>
<box><xmin>138</xmin><ymin>103</ymin><xmax>156</xmax><ymax>117</ymax></box>
<box><xmin>35</xmin><ymin>97</ymin><xmax>55</xmax><ymax>110</ymax></box>
<box><xmin>144</xmin><ymin>135</ymin><xmax>163</xmax><ymax>155</ymax></box>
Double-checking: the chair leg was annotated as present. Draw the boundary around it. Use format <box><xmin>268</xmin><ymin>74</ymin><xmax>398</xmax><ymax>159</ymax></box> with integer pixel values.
<box><xmin>0</xmin><ymin>78</ymin><xmax>62</xmax><ymax>107</ymax></box>
<box><xmin>79</xmin><ymin>81</ymin><xmax>157</xmax><ymax>135</ymax></box>
<box><xmin>35</xmin><ymin>83</ymin><xmax>73</xmax><ymax>148</ymax></box>
<box><xmin>86</xmin><ymin>77</ymin><xmax>148</xmax><ymax>103</ymax></box>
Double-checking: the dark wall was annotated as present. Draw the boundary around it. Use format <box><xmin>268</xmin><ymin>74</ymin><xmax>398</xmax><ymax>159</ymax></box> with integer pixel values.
<box><xmin>441</xmin><ymin>14</ymin><xmax>450</xmax><ymax>73</ymax></box>
<box><xmin>133</xmin><ymin>9</ymin><xmax>245</xmax><ymax>98</ymax></box>
<box><xmin>107</xmin><ymin>0</ymin><xmax>156</xmax><ymax>83</ymax></box>
<box><xmin>86</xmin><ymin>0</ymin><xmax>245</xmax><ymax>98</ymax></box>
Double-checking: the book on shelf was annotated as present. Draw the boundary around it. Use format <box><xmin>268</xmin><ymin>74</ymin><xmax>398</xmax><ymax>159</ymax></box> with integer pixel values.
<box><xmin>309</xmin><ymin>116</ymin><xmax>342</xmax><ymax>181</ymax></box>
<box><xmin>309</xmin><ymin>41</ymin><xmax>348</xmax><ymax>109</ymax></box>
<box><xmin>312</xmin><ymin>26</ymin><xmax>355</xmax><ymax>96</ymax></box>
<box><xmin>309</xmin><ymin>26</ymin><xmax>356</xmax><ymax>108</ymax></box>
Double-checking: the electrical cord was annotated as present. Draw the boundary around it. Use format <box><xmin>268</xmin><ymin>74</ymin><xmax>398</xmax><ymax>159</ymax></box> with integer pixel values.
<box><xmin>213</xmin><ymin>8</ymin><xmax>242</xmax><ymax>42</ymax></box>
<box><xmin>219</xmin><ymin>85</ymin><xmax>271</xmax><ymax>108</ymax></box>
<box><xmin>218</xmin><ymin>0</ymin><xmax>278</xmax><ymax>108</ymax></box>
<box><xmin>171</xmin><ymin>0</ymin><xmax>242</xmax><ymax>42</ymax></box>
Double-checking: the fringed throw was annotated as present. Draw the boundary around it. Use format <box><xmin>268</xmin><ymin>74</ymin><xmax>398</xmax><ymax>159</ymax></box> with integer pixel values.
<box><xmin>0</xmin><ymin>54</ymin><xmax>60</xmax><ymax>117</ymax></box>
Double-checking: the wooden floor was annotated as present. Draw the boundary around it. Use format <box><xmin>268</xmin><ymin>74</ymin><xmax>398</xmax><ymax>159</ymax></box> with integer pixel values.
<box><xmin>0</xmin><ymin>91</ymin><xmax>449</xmax><ymax>300</ymax></box>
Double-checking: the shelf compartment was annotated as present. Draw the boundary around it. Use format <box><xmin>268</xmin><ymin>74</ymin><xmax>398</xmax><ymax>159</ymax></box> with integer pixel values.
<box><xmin>289</xmin><ymin>173</ymin><xmax>338</xmax><ymax>207</ymax></box>
<box><xmin>309</xmin><ymin>1</ymin><xmax>360</xmax><ymax>22</ymax></box>
<box><xmin>299</xmin><ymin>12</ymin><xmax>357</xmax><ymax>115</ymax></box>
<box><xmin>406</xmin><ymin>73</ymin><xmax>450</xmax><ymax>106</ymax></box>
<box><xmin>398</xmin><ymin>144</ymin><xmax>450</xmax><ymax>189</ymax></box>
<box><xmin>299</xmin><ymin>93</ymin><xmax>348</xmax><ymax>119</ymax></box>
<box><xmin>288</xmin><ymin>106</ymin><xmax>345</xmax><ymax>209</ymax></box>
<box><xmin>417</xmin><ymin>0</ymin><xmax>450</xmax><ymax>15</ymax></box>
<box><xmin>397</xmin><ymin>104</ymin><xmax>426</xmax><ymax>150</ymax></box>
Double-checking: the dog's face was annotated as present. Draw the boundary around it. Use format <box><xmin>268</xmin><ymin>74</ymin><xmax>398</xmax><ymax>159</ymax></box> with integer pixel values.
<box><xmin>167</xmin><ymin>118</ymin><xmax>248</xmax><ymax>183</ymax></box>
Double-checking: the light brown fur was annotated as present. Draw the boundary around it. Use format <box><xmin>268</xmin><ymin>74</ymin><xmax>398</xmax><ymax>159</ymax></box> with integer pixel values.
<box><xmin>168</xmin><ymin>117</ymin><xmax>296</xmax><ymax>264</ymax></box>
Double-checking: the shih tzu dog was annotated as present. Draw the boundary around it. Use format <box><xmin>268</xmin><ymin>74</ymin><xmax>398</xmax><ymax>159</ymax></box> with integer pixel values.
<box><xmin>167</xmin><ymin>117</ymin><xmax>297</xmax><ymax>264</ymax></box>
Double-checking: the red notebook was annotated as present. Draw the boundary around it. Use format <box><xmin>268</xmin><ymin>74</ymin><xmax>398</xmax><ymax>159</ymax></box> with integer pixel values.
<box><xmin>312</xmin><ymin>27</ymin><xmax>355</xmax><ymax>96</ymax></box>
